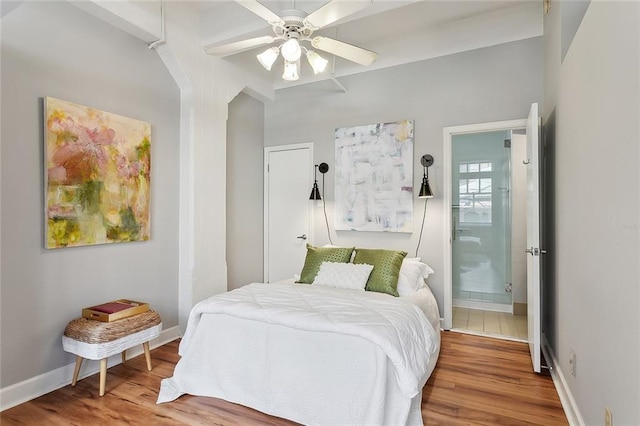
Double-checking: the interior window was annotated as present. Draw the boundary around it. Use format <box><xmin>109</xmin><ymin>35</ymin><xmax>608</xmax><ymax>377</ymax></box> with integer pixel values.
<box><xmin>458</xmin><ymin>162</ymin><xmax>492</xmax><ymax>224</ymax></box>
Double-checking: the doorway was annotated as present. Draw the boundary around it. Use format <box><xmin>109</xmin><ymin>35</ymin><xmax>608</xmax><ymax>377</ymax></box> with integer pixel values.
<box><xmin>443</xmin><ymin>119</ymin><xmax>529</xmax><ymax>341</ymax></box>
<box><xmin>451</xmin><ymin>130</ymin><xmax>513</xmax><ymax>311</ymax></box>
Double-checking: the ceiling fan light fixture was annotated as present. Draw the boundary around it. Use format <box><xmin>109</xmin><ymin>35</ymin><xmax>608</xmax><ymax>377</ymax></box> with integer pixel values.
<box><xmin>282</xmin><ymin>60</ymin><xmax>300</xmax><ymax>81</ymax></box>
<box><xmin>306</xmin><ymin>50</ymin><xmax>328</xmax><ymax>74</ymax></box>
<box><xmin>256</xmin><ymin>46</ymin><xmax>279</xmax><ymax>71</ymax></box>
<box><xmin>209</xmin><ymin>1</ymin><xmax>378</xmax><ymax>83</ymax></box>
<box><xmin>280</xmin><ymin>38</ymin><xmax>302</xmax><ymax>62</ymax></box>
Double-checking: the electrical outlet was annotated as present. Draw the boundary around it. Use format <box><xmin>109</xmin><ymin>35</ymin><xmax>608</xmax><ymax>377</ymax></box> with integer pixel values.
<box><xmin>569</xmin><ymin>349</ymin><xmax>577</xmax><ymax>377</ymax></box>
<box><xmin>605</xmin><ymin>407</ymin><xmax>613</xmax><ymax>426</ymax></box>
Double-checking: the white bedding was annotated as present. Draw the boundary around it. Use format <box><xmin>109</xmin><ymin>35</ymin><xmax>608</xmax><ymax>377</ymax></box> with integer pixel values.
<box><xmin>158</xmin><ymin>281</ymin><xmax>441</xmax><ymax>425</ymax></box>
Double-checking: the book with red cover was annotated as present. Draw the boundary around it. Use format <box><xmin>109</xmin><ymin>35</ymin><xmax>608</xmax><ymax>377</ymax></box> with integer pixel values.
<box><xmin>90</xmin><ymin>301</ymin><xmax>135</xmax><ymax>314</ymax></box>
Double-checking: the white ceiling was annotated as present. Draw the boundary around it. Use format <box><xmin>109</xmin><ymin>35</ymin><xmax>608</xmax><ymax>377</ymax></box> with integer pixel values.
<box><xmin>198</xmin><ymin>1</ymin><xmax>542</xmax><ymax>90</ymax></box>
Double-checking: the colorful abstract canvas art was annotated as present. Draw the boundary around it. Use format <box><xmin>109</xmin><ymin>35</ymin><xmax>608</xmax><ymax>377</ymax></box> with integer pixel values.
<box><xmin>45</xmin><ymin>97</ymin><xmax>151</xmax><ymax>248</ymax></box>
<box><xmin>335</xmin><ymin>120</ymin><xmax>414</xmax><ymax>233</ymax></box>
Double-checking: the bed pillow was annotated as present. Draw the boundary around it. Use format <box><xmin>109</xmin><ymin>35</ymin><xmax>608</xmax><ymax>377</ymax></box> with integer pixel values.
<box><xmin>403</xmin><ymin>257</ymin><xmax>435</xmax><ymax>278</ymax></box>
<box><xmin>323</xmin><ymin>244</ymin><xmax>356</xmax><ymax>261</ymax></box>
<box><xmin>297</xmin><ymin>244</ymin><xmax>355</xmax><ymax>284</ymax></box>
<box><xmin>397</xmin><ymin>258</ymin><xmax>435</xmax><ymax>296</ymax></box>
<box><xmin>353</xmin><ymin>248</ymin><xmax>407</xmax><ymax>296</ymax></box>
<box><xmin>312</xmin><ymin>262</ymin><xmax>374</xmax><ymax>291</ymax></box>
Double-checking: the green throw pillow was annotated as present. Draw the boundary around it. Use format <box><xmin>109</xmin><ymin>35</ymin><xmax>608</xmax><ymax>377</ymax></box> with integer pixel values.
<box><xmin>297</xmin><ymin>244</ymin><xmax>355</xmax><ymax>284</ymax></box>
<box><xmin>353</xmin><ymin>248</ymin><xmax>407</xmax><ymax>296</ymax></box>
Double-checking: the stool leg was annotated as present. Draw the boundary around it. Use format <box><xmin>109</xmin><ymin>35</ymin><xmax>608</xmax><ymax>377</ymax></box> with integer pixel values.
<box><xmin>71</xmin><ymin>355</ymin><xmax>83</xmax><ymax>386</ymax></box>
<box><xmin>143</xmin><ymin>341</ymin><xmax>152</xmax><ymax>371</ymax></box>
<box><xmin>121</xmin><ymin>350</ymin><xmax>126</xmax><ymax>364</ymax></box>
<box><xmin>99</xmin><ymin>358</ymin><xmax>107</xmax><ymax>396</ymax></box>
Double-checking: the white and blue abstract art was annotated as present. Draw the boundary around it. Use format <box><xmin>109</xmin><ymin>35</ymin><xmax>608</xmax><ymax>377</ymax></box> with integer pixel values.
<box><xmin>335</xmin><ymin>120</ymin><xmax>414</xmax><ymax>232</ymax></box>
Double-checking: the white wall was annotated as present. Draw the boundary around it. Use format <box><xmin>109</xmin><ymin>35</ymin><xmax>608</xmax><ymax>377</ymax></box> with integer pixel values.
<box><xmin>544</xmin><ymin>1</ymin><xmax>640</xmax><ymax>424</ymax></box>
<box><xmin>227</xmin><ymin>92</ymin><xmax>264</xmax><ymax>290</ymax></box>
<box><xmin>265</xmin><ymin>37</ymin><xmax>543</xmax><ymax>310</ymax></box>
<box><xmin>1</xmin><ymin>2</ymin><xmax>180</xmax><ymax>388</ymax></box>
<box><xmin>0</xmin><ymin>0</ymin><xmax>278</xmax><ymax>406</ymax></box>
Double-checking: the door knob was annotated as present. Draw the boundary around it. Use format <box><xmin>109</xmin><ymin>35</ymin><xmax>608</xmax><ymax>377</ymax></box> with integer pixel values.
<box><xmin>296</xmin><ymin>234</ymin><xmax>308</xmax><ymax>240</ymax></box>
<box><xmin>525</xmin><ymin>247</ymin><xmax>539</xmax><ymax>256</ymax></box>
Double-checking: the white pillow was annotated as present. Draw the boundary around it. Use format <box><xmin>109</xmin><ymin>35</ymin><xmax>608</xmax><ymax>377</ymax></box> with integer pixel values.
<box><xmin>397</xmin><ymin>258</ymin><xmax>435</xmax><ymax>296</ymax></box>
<box><xmin>312</xmin><ymin>262</ymin><xmax>374</xmax><ymax>291</ymax></box>
<box><xmin>404</xmin><ymin>257</ymin><xmax>435</xmax><ymax>278</ymax></box>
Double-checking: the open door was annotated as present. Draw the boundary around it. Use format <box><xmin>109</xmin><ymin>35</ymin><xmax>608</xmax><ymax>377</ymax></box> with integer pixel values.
<box><xmin>525</xmin><ymin>103</ymin><xmax>542</xmax><ymax>373</ymax></box>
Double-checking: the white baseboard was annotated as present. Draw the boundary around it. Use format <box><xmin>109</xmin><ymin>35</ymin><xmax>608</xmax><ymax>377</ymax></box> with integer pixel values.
<box><xmin>541</xmin><ymin>333</ymin><xmax>585</xmax><ymax>426</ymax></box>
<box><xmin>0</xmin><ymin>326</ymin><xmax>180</xmax><ymax>412</ymax></box>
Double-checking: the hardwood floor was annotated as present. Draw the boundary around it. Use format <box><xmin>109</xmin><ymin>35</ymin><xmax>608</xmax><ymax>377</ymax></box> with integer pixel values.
<box><xmin>1</xmin><ymin>332</ymin><xmax>567</xmax><ymax>425</ymax></box>
<box><xmin>423</xmin><ymin>332</ymin><xmax>567</xmax><ymax>425</ymax></box>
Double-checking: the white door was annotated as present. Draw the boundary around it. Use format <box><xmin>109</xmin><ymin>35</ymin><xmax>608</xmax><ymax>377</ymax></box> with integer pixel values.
<box><xmin>525</xmin><ymin>103</ymin><xmax>542</xmax><ymax>373</ymax></box>
<box><xmin>264</xmin><ymin>144</ymin><xmax>313</xmax><ymax>283</ymax></box>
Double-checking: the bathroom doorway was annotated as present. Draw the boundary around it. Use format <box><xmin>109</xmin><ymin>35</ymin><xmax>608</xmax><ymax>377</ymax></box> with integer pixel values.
<box><xmin>451</xmin><ymin>130</ymin><xmax>513</xmax><ymax>311</ymax></box>
<box><xmin>443</xmin><ymin>120</ymin><xmax>530</xmax><ymax>341</ymax></box>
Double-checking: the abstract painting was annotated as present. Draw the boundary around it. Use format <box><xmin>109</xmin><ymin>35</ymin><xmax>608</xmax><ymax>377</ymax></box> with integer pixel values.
<box><xmin>335</xmin><ymin>120</ymin><xmax>414</xmax><ymax>232</ymax></box>
<box><xmin>45</xmin><ymin>97</ymin><xmax>151</xmax><ymax>248</ymax></box>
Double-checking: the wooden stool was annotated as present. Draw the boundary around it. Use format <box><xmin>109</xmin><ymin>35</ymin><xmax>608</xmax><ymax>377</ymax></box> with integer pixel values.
<box><xmin>62</xmin><ymin>310</ymin><xmax>162</xmax><ymax>396</ymax></box>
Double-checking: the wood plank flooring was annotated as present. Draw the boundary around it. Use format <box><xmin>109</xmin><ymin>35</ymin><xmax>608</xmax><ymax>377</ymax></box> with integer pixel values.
<box><xmin>423</xmin><ymin>332</ymin><xmax>567</xmax><ymax>425</ymax></box>
<box><xmin>1</xmin><ymin>332</ymin><xmax>567</xmax><ymax>425</ymax></box>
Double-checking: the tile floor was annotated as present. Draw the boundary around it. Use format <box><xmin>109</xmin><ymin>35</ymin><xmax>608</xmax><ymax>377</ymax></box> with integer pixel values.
<box><xmin>452</xmin><ymin>307</ymin><xmax>528</xmax><ymax>341</ymax></box>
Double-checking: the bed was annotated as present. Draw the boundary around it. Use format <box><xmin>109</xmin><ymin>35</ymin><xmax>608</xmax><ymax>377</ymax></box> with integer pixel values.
<box><xmin>158</xmin><ymin>247</ymin><xmax>441</xmax><ymax>425</ymax></box>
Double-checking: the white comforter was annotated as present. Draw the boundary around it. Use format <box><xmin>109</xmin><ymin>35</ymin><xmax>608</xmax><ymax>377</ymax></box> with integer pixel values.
<box><xmin>158</xmin><ymin>282</ymin><xmax>440</xmax><ymax>424</ymax></box>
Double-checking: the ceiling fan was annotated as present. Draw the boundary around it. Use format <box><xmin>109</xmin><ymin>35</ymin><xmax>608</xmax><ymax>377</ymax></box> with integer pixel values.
<box><xmin>205</xmin><ymin>0</ymin><xmax>378</xmax><ymax>81</ymax></box>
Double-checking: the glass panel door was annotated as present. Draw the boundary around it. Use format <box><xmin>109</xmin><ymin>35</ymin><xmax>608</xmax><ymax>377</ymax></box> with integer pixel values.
<box><xmin>452</xmin><ymin>131</ymin><xmax>512</xmax><ymax>307</ymax></box>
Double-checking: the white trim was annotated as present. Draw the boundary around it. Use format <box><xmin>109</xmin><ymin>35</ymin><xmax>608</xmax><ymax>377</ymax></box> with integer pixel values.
<box><xmin>263</xmin><ymin>143</ymin><xmax>314</xmax><ymax>283</ymax></box>
<box><xmin>442</xmin><ymin>129</ymin><xmax>453</xmax><ymax>330</ymax></box>
<box><xmin>442</xmin><ymin>119</ymin><xmax>527</xmax><ymax>330</ymax></box>
<box><xmin>542</xmin><ymin>334</ymin><xmax>585</xmax><ymax>426</ymax></box>
<box><xmin>0</xmin><ymin>326</ymin><xmax>180</xmax><ymax>412</ymax></box>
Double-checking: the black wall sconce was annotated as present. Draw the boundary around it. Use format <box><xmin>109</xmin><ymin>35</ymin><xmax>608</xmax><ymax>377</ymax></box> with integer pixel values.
<box><xmin>418</xmin><ymin>154</ymin><xmax>434</xmax><ymax>199</ymax></box>
<box><xmin>415</xmin><ymin>154</ymin><xmax>434</xmax><ymax>256</ymax></box>
<box><xmin>309</xmin><ymin>162</ymin><xmax>329</xmax><ymax>200</ymax></box>
<box><xmin>309</xmin><ymin>162</ymin><xmax>333</xmax><ymax>244</ymax></box>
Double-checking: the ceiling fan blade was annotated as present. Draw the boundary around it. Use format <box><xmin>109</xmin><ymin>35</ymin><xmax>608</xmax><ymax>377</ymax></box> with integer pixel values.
<box><xmin>311</xmin><ymin>36</ymin><xmax>377</xmax><ymax>66</ymax></box>
<box><xmin>205</xmin><ymin>36</ymin><xmax>277</xmax><ymax>57</ymax></box>
<box><xmin>235</xmin><ymin>0</ymin><xmax>284</xmax><ymax>26</ymax></box>
<box><xmin>304</xmin><ymin>0</ymin><xmax>372</xmax><ymax>30</ymax></box>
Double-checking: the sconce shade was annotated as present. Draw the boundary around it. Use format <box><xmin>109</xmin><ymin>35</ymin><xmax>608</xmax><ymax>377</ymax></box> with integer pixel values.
<box><xmin>257</xmin><ymin>47</ymin><xmax>279</xmax><ymax>71</ymax></box>
<box><xmin>419</xmin><ymin>177</ymin><xmax>434</xmax><ymax>198</ymax></box>
<box><xmin>418</xmin><ymin>154</ymin><xmax>434</xmax><ymax>198</ymax></box>
<box><xmin>309</xmin><ymin>162</ymin><xmax>329</xmax><ymax>200</ymax></box>
<box><xmin>282</xmin><ymin>60</ymin><xmax>300</xmax><ymax>81</ymax></box>
<box><xmin>281</xmin><ymin>39</ymin><xmax>302</xmax><ymax>62</ymax></box>
<box><xmin>309</xmin><ymin>181</ymin><xmax>321</xmax><ymax>200</ymax></box>
<box><xmin>306</xmin><ymin>50</ymin><xmax>328</xmax><ymax>74</ymax></box>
